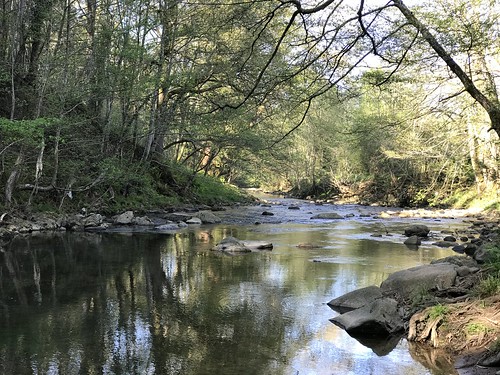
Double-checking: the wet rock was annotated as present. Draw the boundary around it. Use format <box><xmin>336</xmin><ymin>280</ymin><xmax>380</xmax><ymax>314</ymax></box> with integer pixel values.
<box><xmin>262</xmin><ymin>211</ymin><xmax>274</xmax><ymax>216</ymax></box>
<box><xmin>154</xmin><ymin>223</ymin><xmax>186</xmax><ymax>231</ymax></box>
<box><xmin>194</xmin><ymin>211</ymin><xmax>222</xmax><ymax>224</ymax></box>
<box><xmin>479</xmin><ymin>350</ymin><xmax>500</xmax><ymax>367</ymax></box>
<box><xmin>327</xmin><ymin>286</ymin><xmax>383</xmax><ymax>313</ymax></box>
<box><xmin>296</xmin><ymin>243</ymin><xmax>322</xmax><ymax>249</ymax></box>
<box><xmin>432</xmin><ymin>240</ymin><xmax>458</xmax><ymax>248</ymax></box>
<box><xmin>443</xmin><ymin>235</ymin><xmax>457</xmax><ymax>242</ymax></box>
<box><xmin>243</xmin><ymin>240</ymin><xmax>273</xmax><ymax>250</ymax></box>
<box><xmin>186</xmin><ymin>217</ymin><xmax>202</xmax><ymax>225</ymax></box>
<box><xmin>464</xmin><ymin>243</ymin><xmax>478</xmax><ymax>257</ymax></box>
<box><xmin>330</xmin><ymin>298</ymin><xmax>404</xmax><ymax>336</ymax></box>
<box><xmin>380</xmin><ymin>263</ymin><xmax>458</xmax><ymax>299</ymax></box>
<box><xmin>310</xmin><ymin>212</ymin><xmax>344</xmax><ymax>220</ymax></box>
<box><xmin>288</xmin><ymin>205</ymin><xmax>300</xmax><ymax>210</ymax></box>
<box><xmin>404</xmin><ymin>224</ymin><xmax>430</xmax><ymax>237</ymax></box>
<box><xmin>404</xmin><ymin>235</ymin><xmax>421</xmax><ymax>246</ymax></box>
<box><xmin>212</xmin><ymin>237</ymin><xmax>251</xmax><ymax>253</ymax></box>
<box><xmin>452</xmin><ymin>244</ymin><xmax>466</xmax><ymax>253</ymax></box>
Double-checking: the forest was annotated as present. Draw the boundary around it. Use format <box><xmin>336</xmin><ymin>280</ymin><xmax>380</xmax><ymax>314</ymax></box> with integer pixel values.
<box><xmin>0</xmin><ymin>0</ymin><xmax>499</xmax><ymax>213</ymax></box>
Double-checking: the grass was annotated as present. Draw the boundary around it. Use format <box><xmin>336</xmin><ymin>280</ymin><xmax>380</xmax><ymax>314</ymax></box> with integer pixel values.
<box><xmin>428</xmin><ymin>304</ymin><xmax>450</xmax><ymax>320</ymax></box>
<box><xmin>474</xmin><ymin>273</ymin><xmax>500</xmax><ymax>298</ymax></box>
<box><xmin>465</xmin><ymin>322</ymin><xmax>493</xmax><ymax>336</ymax></box>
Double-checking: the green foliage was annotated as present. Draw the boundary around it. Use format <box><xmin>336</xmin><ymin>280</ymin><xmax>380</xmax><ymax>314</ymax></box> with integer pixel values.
<box><xmin>465</xmin><ymin>322</ymin><xmax>493</xmax><ymax>336</ymax></box>
<box><xmin>428</xmin><ymin>304</ymin><xmax>450</xmax><ymax>321</ymax></box>
<box><xmin>192</xmin><ymin>173</ymin><xmax>251</xmax><ymax>206</ymax></box>
<box><xmin>0</xmin><ymin>118</ymin><xmax>59</xmax><ymax>144</ymax></box>
<box><xmin>474</xmin><ymin>273</ymin><xmax>500</xmax><ymax>298</ymax></box>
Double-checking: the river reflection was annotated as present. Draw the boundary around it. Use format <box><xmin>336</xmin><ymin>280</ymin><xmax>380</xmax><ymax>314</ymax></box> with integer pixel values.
<box><xmin>0</xmin><ymin>204</ymin><xmax>466</xmax><ymax>374</ymax></box>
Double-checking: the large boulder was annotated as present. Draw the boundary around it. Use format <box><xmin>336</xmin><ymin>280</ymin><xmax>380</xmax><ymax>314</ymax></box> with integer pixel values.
<box><xmin>404</xmin><ymin>224</ymin><xmax>430</xmax><ymax>237</ymax></box>
<box><xmin>330</xmin><ymin>298</ymin><xmax>404</xmax><ymax>336</ymax></box>
<box><xmin>327</xmin><ymin>286</ymin><xmax>383</xmax><ymax>313</ymax></box>
<box><xmin>212</xmin><ymin>237</ymin><xmax>251</xmax><ymax>253</ymax></box>
<box><xmin>114</xmin><ymin>211</ymin><xmax>134</xmax><ymax>225</ymax></box>
<box><xmin>380</xmin><ymin>263</ymin><xmax>458</xmax><ymax>299</ymax></box>
<box><xmin>195</xmin><ymin>211</ymin><xmax>222</xmax><ymax>224</ymax></box>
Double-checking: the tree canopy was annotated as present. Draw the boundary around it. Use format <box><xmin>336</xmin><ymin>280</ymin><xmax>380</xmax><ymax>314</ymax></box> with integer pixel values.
<box><xmin>0</xmin><ymin>0</ymin><xmax>499</xmax><ymax>210</ymax></box>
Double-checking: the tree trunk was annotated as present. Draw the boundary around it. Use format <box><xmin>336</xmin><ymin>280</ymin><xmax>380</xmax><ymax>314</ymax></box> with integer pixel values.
<box><xmin>5</xmin><ymin>150</ymin><xmax>24</xmax><ymax>207</ymax></box>
<box><xmin>392</xmin><ymin>0</ymin><xmax>500</xmax><ymax>136</ymax></box>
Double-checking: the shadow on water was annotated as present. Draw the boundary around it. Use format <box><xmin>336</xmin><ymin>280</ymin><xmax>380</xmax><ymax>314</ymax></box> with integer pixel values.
<box><xmin>0</xmin><ymin>202</ymin><xmax>468</xmax><ymax>374</ymax></box>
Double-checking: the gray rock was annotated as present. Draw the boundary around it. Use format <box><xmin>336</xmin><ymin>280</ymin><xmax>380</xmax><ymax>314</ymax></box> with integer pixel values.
<box><xmin>432</xmin><ymin>241</ymin><xmax>458</xmax><ymax>248</ymax></box>
<box><xmin>310</xmin><ymin>212</ymin><xmax>344</xmax><ymax>220</ymax></box>
<box><xmin>404</xmin><ymin>235</ymin><xmax>421</xmax><ymax>246</ymax></box>
<box><xmin>404</xmin><ymin>224</ymin><xmax>430</xmax><ymax>237</ymax></box>
<box><xmin>443</xmin><ymin>235</ymin><xmax>457</xmax><ymax>242</ymax></box>
<box><xmin>82</xmin><ymin>213</ymin><xmax>104</xmax><ymax>227</ymax></box>
<box><xmin>242</xmin><ymin>240</ymin><xmax>273</xmax><ymax>250</ymax></box>
<box><xmin>115</xmin><ymin>211</ymin><xmax>134</xmax><ymax>225</ymax></box>
<box><xmin>479</xmin><ymin>350</ymin><xmax>500</xmax><ymax>367</ymax></box>
<box><xmin>380</xmin><ymin>263</ymin><xmax>458</xmax><ymax>299</ymax></box>
<box><xmin>186</xmin><ymin>217</ymin><xmax>202</xmax><ymax>225</ymax></box>
<box><xmin>154</xmin><ymin>223</ymin><xmax>185</xmax><ymax>231</ymax></box>
<box><xmin>212</xmin><ymin>237</ymin><xmax>251</xmax><ymax>253</ymax></box>
<box><xmin>195</xmin><ymin>211</ymin><xmax>222</xmax><ymax>224</ymax></box>
<box><xmin>330</xmin><ymin>298</ymin><xmax>404</xmax><ymax>336</ymax></box>
<box><xmin>473</xmin><ymin>245</ymin><xmax>496</xmax><ymax>264</ymax></box>
<box><xmin>132</xmin><ymin>216</ymin><xmax>153</xmax><ymax>226</ymax></box>
<box><xmin>262</xmin><ymin>211</ymin><xmax>274</xmax><ymax>216</ymax></box>
<box><xmin>327</xmin><ymin>286</ymin><xmax>383</xmax><ymax>313</ymax></box>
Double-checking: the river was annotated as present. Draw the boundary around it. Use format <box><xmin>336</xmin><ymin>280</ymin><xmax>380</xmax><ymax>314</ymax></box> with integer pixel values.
<box><xmin>0</xmin><ymin>196</ymin><xmax>472</xmax><ymax>374</ymax></box>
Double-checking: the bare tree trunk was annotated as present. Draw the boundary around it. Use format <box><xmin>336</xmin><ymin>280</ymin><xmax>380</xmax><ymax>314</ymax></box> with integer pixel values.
<box><xmin>392</xmin><ymin>0</ymin><xmax>500</xmax><ymax>136</ymax></box>
<box><xmin>5</xmin><ymin>150</ymin><xmax>24</xmax><ymax>207</ymax></box>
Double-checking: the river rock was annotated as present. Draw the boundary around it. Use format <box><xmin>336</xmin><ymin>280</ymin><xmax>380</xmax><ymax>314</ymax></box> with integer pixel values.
<box><xmin>82</xmin><ymin>213</ymin><xmax>104</xmax><ymax>227</ymax></box>
<box><xmin>330</xmin><ymin>298</ymin><xmax>404</xmax><ymax>336</ymax></box>
<box><xmin>212</xmin><ymin>237</ymin><xmax>251</xmax><ymax>253</ymax></box>
<box><xmin>262</xmin><ymin>211</ymin><xmax>274</xmax><ymax>216</ymax></box>
<box><xmin>310</xmin><ymin>212</ymin><xmax>344</xmax><ymax>220</ymax></box>
<box><xmin>327</xmin><ymin>286</ymin><xmax>383</xmax><ymax>313</ymax></box>
<box><xmin>242</xmin><ymin>240</ymin><xmax>273</xmax><ymax>250</ymax></box>
<box><xmin>186</xmin><ymin>217</ymin><xmax>202</xmax><ymax>225</ymax></box>
<box><xmin>114</xmin><ymin>211</ymin><xmax>134</xmax><ymax>225</ymax></box>
<box><xmin>380</xmin><ymin>263</ymin><xmax>458</xmax><ymax>299</ymax></box>
<box><xmin>443</xmin><ymin>235</ymin><xmax>457</xmax><ymax>242</ymax></box>
<box><xmin>132</xmin><ymin>216</ymin><xmax>153</xmax><ymax>226</ymax></box>
<box><xmin>404</xmin><ymin>224</ymin><xmax>430</xmax><ymax>237</ymax></box>
<box><xmin>154</xmin><ymin>223</ymin><xmax>185</xmax><ymax>231</ymax></box>
<box><xmin>473</xmin><ymin>245</ymin><xmax>495</xmax><ymax>264</ymax></box>
<box><xmin>432</xmin><ymin>240</ymin><xmax>458</xmax><ymax>248</ymax></box>
<box><xmin>404</xmin><ymin>235</ymin><xmax>421</xmax><ymax>246</ymax></box>
<box><xmin>194</xmin><ymin>211</ymin><xmax>222</xmax><ymax>224</ymax></box>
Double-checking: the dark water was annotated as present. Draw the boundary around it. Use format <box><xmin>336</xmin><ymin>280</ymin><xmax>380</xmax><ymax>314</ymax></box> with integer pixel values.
<box><xmin>0</xmin><ymin>199</ymin><xmax>469</xmax><ymax>374</ymax></box>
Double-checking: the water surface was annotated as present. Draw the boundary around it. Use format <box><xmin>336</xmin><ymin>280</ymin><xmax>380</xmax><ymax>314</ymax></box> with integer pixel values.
<box><xmin>0</xmin><ymin>199</ymin><xmax>468</xmax><ymax>374</ymax></box>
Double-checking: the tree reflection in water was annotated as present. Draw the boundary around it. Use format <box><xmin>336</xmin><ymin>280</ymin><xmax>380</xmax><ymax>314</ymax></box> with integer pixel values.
<box><xmin>0</xmin><ymin>225</ymin><xmax>445</xmax><ymax>375</ymax></box>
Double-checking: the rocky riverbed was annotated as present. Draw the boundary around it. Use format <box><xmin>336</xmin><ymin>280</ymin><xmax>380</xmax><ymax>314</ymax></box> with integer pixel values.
<box><xmin>1</xmin><ymin>200</ymin><xmax>500</xmax><ymax>374</ymax></box>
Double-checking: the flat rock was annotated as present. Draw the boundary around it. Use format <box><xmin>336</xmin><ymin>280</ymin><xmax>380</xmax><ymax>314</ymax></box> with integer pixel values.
<box><xmin>330</xmin><ymin>298</ymin><xmax>404</xmax><ymax>336</ymax></box>
<box><xmin>186</xmin><ymin>217</ymin><xmax>202</xmax><ymax>225</ymax></box>
<box><xmin>212</xmin><ymin>237</ymin><xmax>251</xmax><ymax>253</ymax></box>
<box><xmin>310</xmin><ymin>212</ymin><xmax>344</xmax><ymax>220</ymax></box>
<box><xmin>327</xmin><ymin>286</ymin><xmax>383</xmax><ymax>313</ymax></box>
<box><xmin>242</xmin><ymin>240</ymin><xmax>273</xmax><ymax>250</ymax></box>
<box><xmin>194</xmin><ymin>211</ymin><xmax>222</xmax><ymax>224</ymax></box>
<box><xmin>380</xmin><ymin>263</ymin><xmax>458</xmax><ymax>299</ymax></box>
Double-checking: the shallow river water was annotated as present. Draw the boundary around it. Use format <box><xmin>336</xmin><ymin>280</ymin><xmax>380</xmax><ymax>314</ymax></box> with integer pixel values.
<box><xmin>0</xmin><ymin>197</ymin><xmax>472</xmax><ymax>375</ymax></box>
